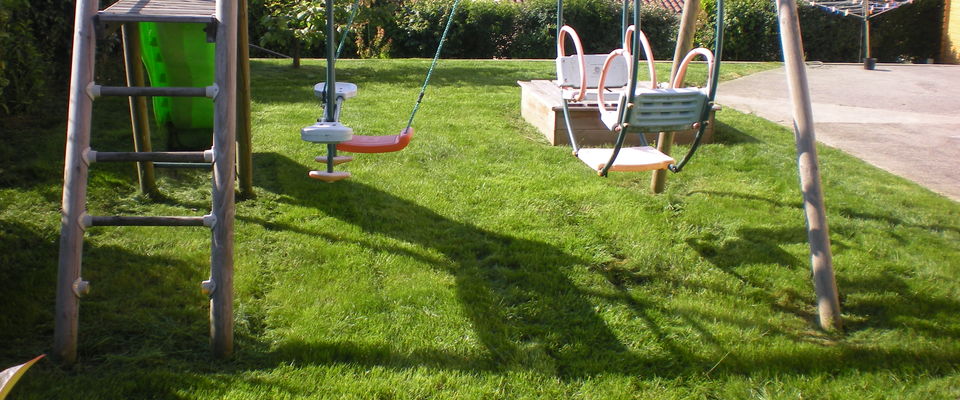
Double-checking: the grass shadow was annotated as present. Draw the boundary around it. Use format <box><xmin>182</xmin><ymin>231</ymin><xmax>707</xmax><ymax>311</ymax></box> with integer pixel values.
<box><xmin>0</xmin><ymin>219</ymin><xmax>211</xmax><ymax>367</ymax></box>
<box><xmin>835</xmin><ymin>207</ymin><xmax>960</xmax><ymax>235</ymax></box>
<box><xmin>687</xmin><ymin>227</ymin><xmax>806</xmax><ymax>271</ymax></box>
<box><xmin>237</xmin><ymin>151</ymin><xmax>960</xmax><ymax>380</ymax></box>
<box><xmin>838</xmin><ymin>271</ymin><xmax>960</xmax><ymax>340</ymax></box>
<box><xmin>0</xmin><ymin>116</ymin><xmax>67</xmax><ymax>192</ymax></box>
<box><xmin>711</xmin><ymin>119</ymin><xmax>762</xmax><ymax>146</ymax></box>
<box><xmin>685</xmin><ymin>206</ymin><xmax>960</xmax><ymax>343</ymax></box>
<box><xmin>686</xmin><ymin>190</ymin><xmax>803</xmax><ymax>209</ymax></box>
<box><xmin>685</xmin><ymin>226</ymin><xmax>819</xmax><ymax>325</ymax></box>
<box><xmin>247</xmin><ymin>152</ymin><xmax>688</xmax><ymax>378</ymax></box>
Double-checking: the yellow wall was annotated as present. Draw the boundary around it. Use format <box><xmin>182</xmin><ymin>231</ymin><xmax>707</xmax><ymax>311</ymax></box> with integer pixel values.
<box><xmin>944</xmin><ymin>0</ymin><xmax>960</xmax><ymax>63</ymax></box>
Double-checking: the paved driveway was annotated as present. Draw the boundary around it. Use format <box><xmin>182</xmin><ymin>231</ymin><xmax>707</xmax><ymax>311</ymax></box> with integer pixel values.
<box><xmin>716</xmin><ymin>63</ymin><xmax>960</xmax><ymax>202</ymax></box>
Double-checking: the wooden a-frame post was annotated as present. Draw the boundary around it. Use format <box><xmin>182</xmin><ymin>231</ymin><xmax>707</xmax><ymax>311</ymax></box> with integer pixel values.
<box><xmin>651</xmin><ymin>0</ymin><xmax>702</xmax><ymax>193</ymax></box>
<box><xmin>776</xmin><ymin>0</ymin><xmax>843</xmax><ymax>331</ymax></box>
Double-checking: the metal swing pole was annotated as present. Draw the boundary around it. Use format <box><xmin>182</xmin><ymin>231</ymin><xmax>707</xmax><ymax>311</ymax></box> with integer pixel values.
<box><xmin>598</xmin><ymin>0</ymin><xmax>643</xmax><ymax>177</ymax></box>
<box><xmin>776</xmin><ymin>0</ymin><xmax>843</xmax><ymax>332</ymax></box>
<box><xmin>621</xmin><ymin>0</ymin><xmax>629</xmax><ymax>38</ymax></box>
<box><xmin>324</xmin><ymin>0</ymin><xmax>338</xmax><ymax>173</ymax></box>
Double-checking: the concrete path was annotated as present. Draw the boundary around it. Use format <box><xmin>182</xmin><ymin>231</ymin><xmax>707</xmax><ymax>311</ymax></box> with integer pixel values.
<box><xmin>716</xmin><ymin>63</ymin><xmax>960</xmax><ymax>202</ymax></box>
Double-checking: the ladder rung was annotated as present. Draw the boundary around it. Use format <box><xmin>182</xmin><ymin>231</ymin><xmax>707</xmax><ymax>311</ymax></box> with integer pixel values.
<box><xmin>93</xmin><ymin>151</ymin><xmax>209</xmax><ymax>163</ymax></box>
<box><xmin>87</xmin><ymin>216</ymin><xmax>209</xmax><ymax>227</ymax></box>
<box><xmin>154</xmin><ymin>162</ymin><xmax>213</xmax><ymax>169</ymax></box>
<box><xmin>97</xmin><ymin>86</ymin><xmax>212</xmax><ymax>98</ymax></box>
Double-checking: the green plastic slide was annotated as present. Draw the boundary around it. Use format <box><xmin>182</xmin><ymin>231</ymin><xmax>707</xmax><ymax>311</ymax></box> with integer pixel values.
<box><xmin>139</xmin><ymin>22</ymin><xmax>215</xmax><ymax>129</ymax></box>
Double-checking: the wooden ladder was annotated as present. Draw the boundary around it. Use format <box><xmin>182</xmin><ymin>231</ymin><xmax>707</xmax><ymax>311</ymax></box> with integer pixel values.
<box><xmin>54</xmin><ymin>0</ymin><xmax>236</xmax><ymax>364</ymax></box>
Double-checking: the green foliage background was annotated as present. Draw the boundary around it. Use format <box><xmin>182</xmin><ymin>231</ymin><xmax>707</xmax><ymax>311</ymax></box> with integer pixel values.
<box><xmin>0</xmin><ymin>0</ymin><xmax>945</xmax><ymax>118</ymax></box>
<box><xmin>0</xmin><ymin>0</ymin><xmax>73</xmax><ymax>116</ymax></box>
<box><xmin>245</xmin><ymin>0</ymin><xmax>942</xmax><ymax>62</ymax></box>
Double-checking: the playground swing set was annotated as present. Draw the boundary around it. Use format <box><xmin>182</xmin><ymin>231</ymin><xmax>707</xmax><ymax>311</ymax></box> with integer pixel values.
<box><xmin>554</xmin><ymin>0</ymin><xmax>724</xmax><ymax>176</ymax></box>
<box><xmin>299</xmin><ymin>0</ymin><xmax>462</xmax><ymax>182</ymax></box>
<box><xmin>51</xmin><ymin>0</ymin><xmax>842</xmax><ymax>366</ymax></box>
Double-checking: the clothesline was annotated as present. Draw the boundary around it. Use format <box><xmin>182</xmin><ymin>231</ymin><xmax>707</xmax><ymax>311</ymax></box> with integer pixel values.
<box><xmin>805</xmin><ymin>0</ymin><xmax>913</xmax><ymax>19</ymax></box>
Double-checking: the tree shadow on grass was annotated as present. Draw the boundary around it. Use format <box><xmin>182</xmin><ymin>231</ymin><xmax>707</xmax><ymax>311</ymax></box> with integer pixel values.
<box><xmin>711</xmin><ymin>119</ymin><xmax>763</xmax><ymax>146</ymax></box>
<box><xmin>0</xmin><ymin>118</ymin><xmax>67</xmax><ymax>193</ymax></box>
<box><xmin>686</xmin><ymin>225</ymin><xmax>821</xmax><ymax>325</ymax></box>
<box><xmin>10</xmin><ymin>147</ymin><xmax>960</xmax><ymax>397</ymax></box>
<box><xmin>687</xmin><ymin>227</ymin><xmax>805</xmax><ymax>271</ymax></box>
<box><xmin>237</xmin><ymin>152</ymin><xmax>960</xmax><ymax>379</ymax></box>
<box><xmin>683</xmin><ymin>190</ymin><xmax>960</xmax><ymax>343</ymax></box>
<box><xmin>686</xmin><ymin>190</ymin><xmax>802</xmax><ymax>209</ymax></box>
<box><xmin>0</xmin><ymin>220</ymin><xmax>60</xmax><ymax>362</ymax></box>
<box><xmin>834</xmin><ymin>206</ymin><xmax>960</xmax><ymax>236</ymax></box>
<box><xmin>0</xmin><ymin>218</ymin><xmax>211</xmax><ymax>367</ymax></box>
<box><xmin>837</xmin><ymin>270</ymin><xmax>960</xmax><ymax>340</ymax></box>
<box><xmin>249</xmin><ymin>152</ymin><xmax>667</xmax><ymax>378</ymax></box>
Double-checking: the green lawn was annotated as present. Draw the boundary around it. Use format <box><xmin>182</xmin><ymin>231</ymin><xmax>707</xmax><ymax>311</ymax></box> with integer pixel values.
<box><xmin>2</xmin><ymin>59</ymin><xmax>959</xmax><ymax>399</ymax></box>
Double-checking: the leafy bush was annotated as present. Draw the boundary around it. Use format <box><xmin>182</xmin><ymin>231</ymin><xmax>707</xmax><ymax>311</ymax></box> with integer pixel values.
<box><xmin>246</xmin><ymin>0</ymin><xmax>940</xmax><ymax>62</ymax></box>
<box><xmin>253</xmin><ymin>0</ymin><xmax>363</xmax><ymax>65</ymax></box>
<box><xmin>696</xmin><ymin>0</ymin><xmax>780</xmax><ymax>61</ymax></box>
<box><xmin>870</xmin><ymin>0</ymin><xmax>943</xmax><ymax>62</ymax></box>
<box><xmin>0</xmin><ymin>0</ymin><xmax>73</xmax><ymax>117</ymax></box>
<box><xmin>505</xmin><ymin>0</ymin><xmax>556</xmax><ymax>58</ymax></box>
<box><xmin>0</xmin><ymin>0</ymin><xmax>944</xmax><ymax>119</ymax></box>
<box><xmin>797</xmin><ymin>6</ymin><xmax>861</xmax><ymax>62</ymax></box>
<box><xmin>387</xmin><ymin>0</ymin><xmax>678</xmax><ymax>59</ymax></box>
<box><xmin>636</xmin><ymin>4</ymin><xmax>682</xmax><ymax>58</ymax></box>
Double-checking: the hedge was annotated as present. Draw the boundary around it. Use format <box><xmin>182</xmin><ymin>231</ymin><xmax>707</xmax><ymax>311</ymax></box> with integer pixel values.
<box><xmin>798</xmin><ymin>0</ymin><xmax>944</xmax><ymax>62</ymax></box>
<box><xmin>380</xmin><ymin>0</ymin><xmax>680</xmax><ymax>59</ymax></box>
<box><xmin>246</xmin><ymin>0</ymin><xmax>942</xmax><ymax>62</ymax></box>
<box><xmin>0</xmin><ymin>0</ymin><xmax>74</xmax><ymax>116</ymax></box>
<box><xmin>0</xmin><ymin>0</ymin><xmax>945</xmax><ymax>118</ymax></box>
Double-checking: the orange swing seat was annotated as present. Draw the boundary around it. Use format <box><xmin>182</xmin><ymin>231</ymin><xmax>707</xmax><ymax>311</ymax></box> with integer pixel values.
<box><xmin>336</xmin><ymin>127</ymin><xmax>414</xmax><ymax>154</ymax></box>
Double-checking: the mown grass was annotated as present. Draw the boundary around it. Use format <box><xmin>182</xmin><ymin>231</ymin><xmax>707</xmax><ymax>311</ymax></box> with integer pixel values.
<box><xmin>1</xmin><ymin>59</ymin><xmax>958</xmax><ymax>399</ymax></box>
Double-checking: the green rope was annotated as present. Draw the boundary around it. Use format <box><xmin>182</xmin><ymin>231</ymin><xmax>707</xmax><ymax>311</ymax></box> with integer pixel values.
<box><xmin>557</xmin><ymin>0</ymin><xmax>563</xmax><ymax>33</ymax></box>
<box><xmin>404</xmin><ymin>0</ymin><xmax>462</xmax><ymax>131</ymax></box>
<box><xmin>336</xmin><ymin>0</ymin><xmax>362</xmax><ymax>59</ymax></box>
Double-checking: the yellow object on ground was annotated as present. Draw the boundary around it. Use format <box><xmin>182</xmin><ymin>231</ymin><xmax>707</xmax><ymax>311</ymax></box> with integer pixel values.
<box><xmin>0</xmin><ymin>355</ymin><xmax>45</xmax><ymax>400</ymax></box>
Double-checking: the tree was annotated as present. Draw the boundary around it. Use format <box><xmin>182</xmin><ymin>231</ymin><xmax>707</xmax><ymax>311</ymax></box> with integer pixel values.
<box><xmin>257</xmin><ymin>0</ymin><xmax>331</xmax><ymax>67</ymax></box>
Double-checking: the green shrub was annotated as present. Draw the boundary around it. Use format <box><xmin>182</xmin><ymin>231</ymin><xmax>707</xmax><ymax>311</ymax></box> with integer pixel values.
<box><xmin>384</xmin><ymin>0</ymin><xmax>677</xmax><ymax>59</ymax></box>
<box><xmin>636</xmin><ymin>4</ymin><xmax>681</xmax><ymax>58</ymax></box>
<box><xmin>0</xmin><ymin>0</ymin><xmax>73</xmax><ymax>117</ymax></box>
<box><xmin>506</xmin><ymin>0</ymin><xmax>556</xmax><ymax>58</ymax></box>
<box><xmin>870</xmin><ymin>0</ymin><xmax>943</xmax><ymax>62</ymax></box>
<box><xmin>697</xmin><ymin>0</ymin><xmax>780</xmax><ymax>61</ymax></box>
<box><xmin>797</xmin><ymin>6</ymin><xmax>861</xmax><ymax>62</ymax></box>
